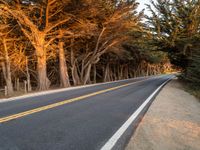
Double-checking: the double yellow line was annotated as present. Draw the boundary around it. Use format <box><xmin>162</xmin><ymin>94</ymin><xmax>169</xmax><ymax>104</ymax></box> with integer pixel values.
<box><xmin>0</xmin><ymin>79</ymin><xmax>148</xmax><ymax>123</ymax></box>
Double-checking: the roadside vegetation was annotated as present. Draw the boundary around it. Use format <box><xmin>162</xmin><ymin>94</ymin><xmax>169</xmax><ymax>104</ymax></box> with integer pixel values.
<box><xmin>181</xmin><ymin>79</ymin><xmax>200</xmax><ymax>100</ymax></box>
<box><xmin>186</xmin><ymin>84</ymin><xmax>200</xmax><ymax>100</ymax></box>
<box><xmin>0</xmin><ymin>0</ymin><xmax>199</xmax><ymax>97</ymax></box>
<box><xmin>146</xmin><ymin>0</ymin><xmax>200</xmax><ymax>98</ymax></box>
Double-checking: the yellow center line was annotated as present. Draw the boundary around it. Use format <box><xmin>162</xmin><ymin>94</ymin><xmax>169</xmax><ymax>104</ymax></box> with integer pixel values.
<box><xmin>0</xmin><ymin>78</ymin><xmax>149</xmax><ymax>123</ymax></box>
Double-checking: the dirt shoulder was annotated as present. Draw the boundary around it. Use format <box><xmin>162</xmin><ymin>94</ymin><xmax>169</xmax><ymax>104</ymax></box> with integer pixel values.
<box><xmin>126</xmin><ymin>78</ymin><xmax>200</xmax><ymax>150</ymax></box>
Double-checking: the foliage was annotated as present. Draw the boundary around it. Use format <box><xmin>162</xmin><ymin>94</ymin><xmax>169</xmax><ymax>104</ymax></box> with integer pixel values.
<box><xmin>0</xmin><ymin>0</ymin><xmax>173</xmax><ymax>95</ymax></box>
<box><xmin>146</xmin><ymin>0</ymin><xmax>200</xmax><ymax>85</ymax></box>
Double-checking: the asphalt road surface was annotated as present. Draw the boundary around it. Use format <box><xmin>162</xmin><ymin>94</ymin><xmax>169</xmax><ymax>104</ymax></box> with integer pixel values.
<box><xmin>0</xmin><ymin>75</ymin><xmax>173</xmax><ymax>150</ymax></box>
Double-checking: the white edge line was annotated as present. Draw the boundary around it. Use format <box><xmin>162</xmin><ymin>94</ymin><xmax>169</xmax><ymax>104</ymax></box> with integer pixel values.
<box><xmin>0</xmin><ymin>76</ymin><xmax>156</xmax><ymax>103</ymax></box>
<box><xmin>100</xmin><ymin>77</ymin><xmax>173</xmax><ymax>150</ymax></box>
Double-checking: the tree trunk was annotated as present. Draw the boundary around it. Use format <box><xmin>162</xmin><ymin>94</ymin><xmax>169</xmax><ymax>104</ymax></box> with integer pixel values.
<box><xmin>70</xmin><ymin>48</ymin><xmax>81</xmax><ymax>86</ymax></box>
<box><xmin>120</xmin><ymin>66</ymin><xmax>123</xmax><ymax>80</ymax></box>
<box><xmin>1</xmin><ymin>62</ymin><xmax>13</xmax><ymax>96</ymax></box>
<box><xmin>125</xmin><ymin>66</ymin><xmax>129</xmax><ymax>79</ymax></box>
<box><xmin>110</xmin><ymin>67</ymin><xmax>113</xmax><ymax>81</ymax></box>
<box><xmin>33</xmin><ymin>35</ymin><xmax>50</xmax><ymax>91</ymax></box>
<box><xmin>1</xmin><ymin>39</ymin><xmax>13</xmax><ymax>96</ymax></box>
<box><xmin>146</xmin><ymin>64</ymin><xmax>149</xmax><ymax>76</ymax></box>
<box><xmin>17</xmin><ymin>78</ymin><xmax>20</xmax><ymax>91</ymax></box>
<box><xmin>72</xmin><ymin>63</ymin><xmax>81</xmax><ymax>86</ymax></box>
<box><xmin>104</xmin><ymin>63</ymin><xmax>110</xmax><ymax>82</ymax></box>
<box><xmin>59</xmin><ymin>41</ymin><xmax>71</xmax><ymax>88</ymax></box>
<box><xmin>83</xmin><ymin>64</ymin><xmax>92</xmax><ymax>85</ymax></box>
<box><xmin>37</xmin><ymin>54</ymin><xmax>50</xmax><ymax>91</ymax></box>
<box><xmin>0</xmin><ymin>71</ymin><xmax>3</xmax><ymax>87</ymax></box>
<box><xmin>26</xmin><ymin>57</ymin><xmax>32</xmax><ymax>92</ymax></box>
<box><xmin>93</xmin><ymin>64</ymin><xmax>96</xmax><ymax>83</ymax></box>
<box><xmin>113</xmin><ymin>66</ymin><xmax>117</xmax><ymax>81</ymax></box>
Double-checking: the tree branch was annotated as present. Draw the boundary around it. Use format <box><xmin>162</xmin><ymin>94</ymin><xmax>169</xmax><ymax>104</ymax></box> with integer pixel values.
<box><xmin>45</xmin><ymin>18</ymin><xmax>71</xmax><ymax>33</ymax></box>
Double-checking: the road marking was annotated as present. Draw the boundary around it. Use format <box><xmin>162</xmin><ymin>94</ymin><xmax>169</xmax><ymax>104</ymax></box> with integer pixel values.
<box><xmin>0</xmin><ymin>76</ymin><xmax>148</xmax><ymax>103</ymax></box>
<box><xmin>0</xmin><ymin>78</ymin><xmax>153</xmax><ymax>123</ymax></box>
<box><xmin>100</xmin><ymin>77</ymin><xmax>173</xmax><ymax>150</ymax></box>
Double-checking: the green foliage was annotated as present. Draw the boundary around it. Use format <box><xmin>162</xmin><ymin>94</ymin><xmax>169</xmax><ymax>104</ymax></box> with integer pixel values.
<box><xmin>145</xmin><ymin>51</ymin><xmax>168</xmax><ymax>64</ymax></box>
<box><xmin>147</xmin><ymin>0</ymin><xmax>200</xmax><ymax>87</ymax></box>
<box><xmin>185</xmin><ymin>36</ymin><xmax>200</xmax><ymax>85</ymax></box>
<box><xmin>124</xmin><ymin>28</ymin><xmax>169</xmax><ymax>65</ymax></box>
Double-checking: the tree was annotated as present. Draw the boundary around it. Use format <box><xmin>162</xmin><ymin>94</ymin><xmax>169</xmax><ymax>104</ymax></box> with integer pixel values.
<box><xmin>58</xmin><ymin>32</ymin><xmax>71</xmax><ymax>88</ymax></box>
<box><xmin>66</xmin><ymin>0</ymin><xmax>144</xmax><ymax>85</ymax></box>
<box><xmin>0</xmin><ymin>0</ymin><xmax>73</xmax><ymax>90</ymax></box>
<box><xmin>0</xmin><ymin>14</ymin><xmax>14</xmax><ymax>95</ymax></box>
<box><xmin>0</xmin><ymin>0</ymin><xmax>173</xmax><ymax>95</ymax></box>
<box><xmin>0</xmin><ymin>13</ymin><xmax>28</xmax><ymax>95</ymax></box>
<box><xmin>146</xmin><ymin>0</ymin><xmax>200</xmax><ymax>83</ymax></box>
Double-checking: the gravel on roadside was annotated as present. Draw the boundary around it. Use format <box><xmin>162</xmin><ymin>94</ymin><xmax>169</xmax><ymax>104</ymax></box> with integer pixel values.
<box><xmin>126</xmin><ymin>78</ymin><xmax>200</xmax><ymax>150</ymax></box>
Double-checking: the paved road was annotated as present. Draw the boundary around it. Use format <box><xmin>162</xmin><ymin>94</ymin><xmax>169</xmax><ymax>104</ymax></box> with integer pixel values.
<box><xmin>0</xmin><ymin>75</ymin><xmax>173</xmax><ymax>150</ymax></box>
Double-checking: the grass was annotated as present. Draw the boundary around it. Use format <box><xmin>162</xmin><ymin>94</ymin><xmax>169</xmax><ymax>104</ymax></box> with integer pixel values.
<box><xmin>177</xmin><ymin>74</ymin><xmax>200</xmax><ymax>100</ymax></box>
<box><xmin>184</xmin><ymin>83</ymin><xmax>200</xmax><ymax>100</ymax></box>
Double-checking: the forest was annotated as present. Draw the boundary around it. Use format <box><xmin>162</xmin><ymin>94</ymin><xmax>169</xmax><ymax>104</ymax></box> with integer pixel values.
<box><xmin>0</xmin><ymin>0</ymin><xmax>199</xmax><ymax>96</ymax></box>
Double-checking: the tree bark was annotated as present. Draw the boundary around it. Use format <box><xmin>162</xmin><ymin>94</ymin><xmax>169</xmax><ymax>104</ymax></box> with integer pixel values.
<box><xmin>71</xmin><ymin>62</ymin><xmax>81</xmax><ymax>86</ymax></box>
<box><xmin>70</xmin><ymin>49</ymin><xmax>81</xmax><ymax>86</ymax></box>
<box><xmin>93</xmin><ymin>64</ymin><xmax>96</xmax><ymax>83</ymax></box>
<box><xmin>59</xmin><ymin>41</ymin><xmax>71</xmax><ymax>88</ymax></box>
<box><xmin>26</xmin><ymin>57</ymin><xmax>32</xmax><ymax>92</ymax></box>
<box><xmin>83</xmin><ymin>64</ymin><xmax>92</xmax><ymax>85</ymax></box>
<box><xmin>37</xmin><ymin>53</ymin><xmax>50</xmax><ymax>91</ymax></box>
<box><xmin>1</xmin><ymin>62</ymin><xmax>13</xmax><ymax>96</ymax></box>
<box><xmin>1</xmin><ymin>39</ymin><xmax>13</xmax><ymax>96</ymax></box>
<box><xmin>34</xmin><ymin>34</ymin><xmax>51</xmax><ymax>91</ymax></box>
<box><xmin>104</xmin><ymin>63</ymin><xmax>110</xmax><ymax>82</ymax></box>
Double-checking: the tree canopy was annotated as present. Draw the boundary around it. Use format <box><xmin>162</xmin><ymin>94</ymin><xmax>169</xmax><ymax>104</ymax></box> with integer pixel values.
<box><xmin>146</xmin><ymin>0</ymin><xmax>200</xmax><ymax>85</ymax></box>
<box><xmin>0</xmin><ymin>0</ymin><xmax>176</xmax><ymax>96</ymax></box>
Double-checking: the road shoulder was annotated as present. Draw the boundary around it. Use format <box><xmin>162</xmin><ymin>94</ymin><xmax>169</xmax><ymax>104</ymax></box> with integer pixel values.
<box><xmin>126</xmin><ymin>78</ymin><xmax>200</xmax><ymax>150</ymax></box>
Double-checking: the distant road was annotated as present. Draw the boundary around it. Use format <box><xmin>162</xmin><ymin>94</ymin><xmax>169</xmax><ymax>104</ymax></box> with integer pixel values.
<box><xmin>0</xmin><ymin>75</ymin><xmax>173</xmax><ymax>150</ymax></box>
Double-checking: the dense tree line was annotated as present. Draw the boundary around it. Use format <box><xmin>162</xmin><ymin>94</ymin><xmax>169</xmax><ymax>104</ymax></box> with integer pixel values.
<box><xmin>146</xmin><ymin>0</ymin><xmax>200</xmax><ymax>87</ymax></box>
<box><xmin>0</xmin><ymin>0</ymin><xmax>173</xmax><ymax>96</ymax></box>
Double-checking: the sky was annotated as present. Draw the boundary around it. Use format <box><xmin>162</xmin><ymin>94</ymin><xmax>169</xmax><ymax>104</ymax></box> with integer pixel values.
<box><xmin>137</xmin><ymin>0</ymin><xmax>152</xmax><ymax>16</ymax></box>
